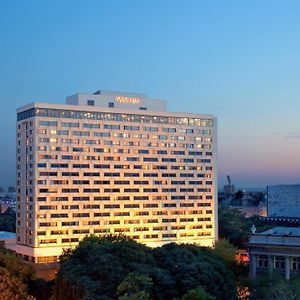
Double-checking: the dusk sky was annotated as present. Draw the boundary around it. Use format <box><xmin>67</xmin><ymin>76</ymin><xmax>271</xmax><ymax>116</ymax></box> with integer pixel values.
<box><xmin>1</xmin><ymin>1</ymin><xmax>300</xmax><ymax>188</ymax></box>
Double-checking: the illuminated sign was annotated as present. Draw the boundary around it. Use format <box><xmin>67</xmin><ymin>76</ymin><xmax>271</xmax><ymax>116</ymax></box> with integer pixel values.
<box><xmin>116</xmin><ymin>96</ymin><xmax>140</xmax><ymax>104</ymax></box>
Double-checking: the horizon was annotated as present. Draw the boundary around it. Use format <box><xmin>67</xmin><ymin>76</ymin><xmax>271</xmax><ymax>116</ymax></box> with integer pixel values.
<box><xmin>1</xmin><ymin>1</ymin><xmax>300</xmax><ymax>188</ymax></box>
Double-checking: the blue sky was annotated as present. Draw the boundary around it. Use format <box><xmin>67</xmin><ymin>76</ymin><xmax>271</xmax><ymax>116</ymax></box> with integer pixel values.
<box><xmin>1</xmin><ymin>1</ymin><xmax>300</xmax><ymax>188</ymax></box>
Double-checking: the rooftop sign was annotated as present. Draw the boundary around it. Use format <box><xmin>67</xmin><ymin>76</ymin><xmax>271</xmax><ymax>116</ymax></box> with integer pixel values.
<box><xmin>116</xmin><ymin>96</ymin><xmax>141</xmax><ymax>104</ymax></box>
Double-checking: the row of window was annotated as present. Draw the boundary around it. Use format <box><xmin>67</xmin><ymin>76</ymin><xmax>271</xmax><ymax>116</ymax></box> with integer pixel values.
<box><xmin>257</xmin><ymin>255</ymin><xmax>300</xmax><ymax>271</ymax></box>
<box><xmin>37</xmin><ymin>179</ymin><xmax>210</xmax><ymax>185</ymax></box>
<box><xmin>37</xmin><ymin>154</ymin><xmax>212</xmax><ymax>162</ymax></box>
<box><xmin>38</xmin><ymin>187</ymin><xmax>212</xmax><ymax>193</ymax></box>
<box><xmin>39</xmin><ymin>124</ymin><xmax>208</xmax><ymax>134</ymax></box>
<box><xmin>37</xmin><ymin>224</ymin><xmax>212</xmax><ymax>236</ymax></box>
<box><xmin>36</xmin><ymin>195</ymin><xmax>212</xmax><ymax>202</ymax></box>
<box><xmin>36</xmin><ymin>224</ymin><xmax>211</xmax><ymax>231</ymax></box>
<box><xmin>39</xmin><ymin>216</ymin><xmax>211</xmax><ymax>223</ymax></box>
<box><xmin>37</xmin><ymin>138</ymin><xmax>212</xmax><ymax>149</ymax></box>
<box><xmin>17</xmin><ymin>108</ymin><xmax>214</xmax><ymax>128</ymax></box>
<box><xmin>37</xmin><ymin>164</ymin><xmax>212</xmax><ymax>171</ymax></box>
<box><xmin>38</xmin><ymin>172</ymin><xmax>212</xmax><ymax>179</ymax></box>
<box><xmin>37</xmin><ymin>146</ymin><xmax>210</xmax><ymax>156</ymax></box>
<box><xmin>37</xmin><ymin>230</ymin><xmax>213</xmax><ymax>245</ymax></box>
<box><xmin>37</xmin><ymin>204</ymin><xmax>212</xmax><ymax>213</ymax></box>
<box><xmin>37</xmin><ymin>129</ymin><xmax>212</xmax><ymax>142</ymax></box>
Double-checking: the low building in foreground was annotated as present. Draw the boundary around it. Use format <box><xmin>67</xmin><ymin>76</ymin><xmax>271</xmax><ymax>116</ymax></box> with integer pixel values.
<box><xmin>249</xmin><ymin>227</ymin><xmax>300</xmax><ymax>279</ymax></box>
<box><xmin>16</xmin><ymin>90</ymin><xmax>217</xmax><ymax>263</ymax></box>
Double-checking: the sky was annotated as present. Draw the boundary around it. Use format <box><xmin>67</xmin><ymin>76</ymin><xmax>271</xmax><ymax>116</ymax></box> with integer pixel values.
<box><xmin>1</xmin><ymin>0</ymin><xmax>300</xmax><ymax>188</ymax></box>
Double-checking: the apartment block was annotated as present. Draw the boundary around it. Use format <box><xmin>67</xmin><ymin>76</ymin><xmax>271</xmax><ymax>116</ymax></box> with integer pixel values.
<box><xmin>16</xmin><ymin>90</ymin><xmax>217</xmax><ymax>263</ymax></box>
<box><xmin>268</xmin><ymin>184</ymin><xmax>300</xmax><ymax>218</ymax></box>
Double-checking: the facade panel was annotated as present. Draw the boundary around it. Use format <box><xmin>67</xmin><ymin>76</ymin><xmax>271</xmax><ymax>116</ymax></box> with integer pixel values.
<box><xmin>268</xmin><ymin>184</ymin><xmax>300</xmax><ymax>218</ymax></box>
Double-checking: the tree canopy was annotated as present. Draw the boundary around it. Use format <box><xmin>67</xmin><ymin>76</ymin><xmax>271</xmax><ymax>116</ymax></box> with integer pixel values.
<box><xmin>0</xmin><ymin>207</ymin><xmax>16</xmax><ymax>232</ymax></box>
<box><xmin>54</xmin><ymin>235</ymin><xmax>237</xmax><ymax>300</ymax></box>
<box><xmin>0</xmin><ymin>247</ymin><xmax>53</xmax><ymax>300</ymax></box>
<box><xmin>218</xmin><ymin>206</ymin><xmax>272</xmax><ymax>248</ymax></box>
<box><xmin>0</xmin><ymin>248</ymin><xmax>35</xmax><ymax>299</ymax></box>
<box><xmin>247</xmin><ymin>273</ymin><xmax>300</xmax><ymax>300</ymax></box>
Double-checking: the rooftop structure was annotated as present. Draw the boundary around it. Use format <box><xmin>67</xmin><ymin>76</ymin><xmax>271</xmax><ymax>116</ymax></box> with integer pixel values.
<box><xmin>249</xmin><ymin>226</ymin><xmax>300</xmax><ymax>279</ymax></box>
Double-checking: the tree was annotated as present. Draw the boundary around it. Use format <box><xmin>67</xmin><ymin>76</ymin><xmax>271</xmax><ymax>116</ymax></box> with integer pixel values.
<box><xmin>0</xmin><ymin>207</ymin><xmax>16</xmax><ymax>232</ymax></box>
<box><xmin>55</xmin><ymin>235</ymin><xmax>155</xmax><ymax>300</ymax></box>
<box><xmin>0</xmin><ymin>267</ymin><xmax>30</xmax><ymax>300</ymax></box>
<box><xmin>248</xmin><ymin>273</ymin><xmax>300</xmax><ymax>300</ymax></box>
<box><xmin>152</xmin><ymin>243</ymin><xmax>237</xmax><ymax>300</ymax></box>
<box><xmin>213</xmin><ymin>239</ymin><xmax>236</xmax><ymax>265</ymax></box>
<box><xmin>0</xmin><ymin>248</ymin><xmax>35</xmax><ymax>286</ymax></box>
<box><xmin>117</xmin><ymin>272</ymin><xmax>152</xmax><ymax>300</ymax></box>
<box><xmin>55</xmin><ymin>235</ymin><xmax>238</xmax><ymax>300</ymax></box>
<box><xmin>235</xmin><ymin>190</ymin><xmax>244</xmax><ymax>200</ymax></box>
<box><xmin>180</xmin><ymin>287</ymin><xmax>215</xmax><ymax>300</ymax></box>
<box><xmin>218</xmin><ymin>207</ymin><xmax>250</xmax><ymax>248</ymax></box>
<box><xmin>218</xmin><ymin>206</ymin><xmax>272</xmax><ymax>248</ymax></box>
<box><xmin>0</xmin><ymin>248</ymin><xmax>37</xmax><ymax>299</ymax></box>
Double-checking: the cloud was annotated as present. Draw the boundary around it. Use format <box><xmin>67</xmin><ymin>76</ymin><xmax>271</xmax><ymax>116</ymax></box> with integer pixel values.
<box><xmin>240</xmin><ymin>135</ymin><xmax>262</xmax><ymax>139</ymax></box>
<box><xmin>285</xmin><ymin>134</ymin><xmax>300</xmax><ymax>139</ymax></box>
<box><xmin>274</xmin><ymin>132</ymin><xmax>300</xmax><ymax>139</ymax></box>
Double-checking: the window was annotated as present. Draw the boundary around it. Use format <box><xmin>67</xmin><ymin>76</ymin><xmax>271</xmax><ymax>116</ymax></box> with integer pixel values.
<box><xmin>18</xmin><ymin>108</ymin><xmax>215</xmax><ymax>128</ymax></box>
<box><xmin>109</xmin><ymin>102</ymin><xmax>114</xmax><ymax>108</ymax></box>
<box><xmin>104</xmin><ymin>124</ymin><xmax>120</xmax><ymax>130</ymax></box>
<box><xmin>124</xmin><ymin>125</ymin><xmax>139</xmax><ymax>131</ymax></box>
<box><xmin>87</xmin><ymin>100</ymin><xmax>95</xmax><ymax>106</ymax></box>
<box><xmin>62</xmin><ymin>122</ymin><xmax>79</xmax><ymax>128</ymax></box>
<box><xmin>39</xmin><ymin>121</ymin><xmax>57</xmax><ymax>127</ymax></box>
<box><xmin>83</xmin><ymin>123</ymin><xmax>100</xmax><ymax>129</ymax></box>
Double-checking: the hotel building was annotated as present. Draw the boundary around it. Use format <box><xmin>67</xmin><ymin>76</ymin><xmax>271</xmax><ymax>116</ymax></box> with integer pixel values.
<box><xmin>16</xmin><ymin>90</ymin><xmax>217</xmax><ymax>263</ymax></box>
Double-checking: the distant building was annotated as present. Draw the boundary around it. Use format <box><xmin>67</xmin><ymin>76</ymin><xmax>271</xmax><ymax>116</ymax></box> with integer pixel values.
<box><xmin>223</xmin><ymin>175</ymin><xmax>235</xmax><ymax>195</ymax></box>
<box><xmin>223</xmin><ymin>184</ymin><xmax>235</xmax><ymax>195</ymax></box>
<box><xmin>7</xmin><ymin>186</ymin><xmax>16</xmax><ymax>193</ymax></box>
<box><xmin>267</xmin><ymin>184</ymin><xmax>300</xmax><ymax>218</ymax></box>
<box><xmin>249</xmin><ymin>227</ymin><xmax>300</xmax><ymax>279</ymax></box>
<box><xmin>0</xmin><ymin>231</ymin><xmax>16</xmax><ymax>251</ymax></box>
<box><xmin>238</xmin><ymin>203</ymin><xmax>267</xmax><ymax>218</ymax></box>
<box><xmin>0</xmin><ymin>202</ymin><xmax>12</xmax><ymax>213</ymax></box>
<box><xmin>16</xmin><ymin>90</ymin><xmax>217</xmax><ymax>263</ymax></box>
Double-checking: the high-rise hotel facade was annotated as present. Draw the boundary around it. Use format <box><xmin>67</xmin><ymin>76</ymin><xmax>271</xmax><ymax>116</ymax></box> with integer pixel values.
<box><xmin>16</xmin><ymin>90</ymin><xmax>217</xmax><ymax>263</ymax></box>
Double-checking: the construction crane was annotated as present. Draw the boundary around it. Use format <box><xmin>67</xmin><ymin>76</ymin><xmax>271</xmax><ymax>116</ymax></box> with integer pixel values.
<box><xmin>227</xmin><ymin>175</ymin><xmax>231</xmax><ymax>185</ymax></box>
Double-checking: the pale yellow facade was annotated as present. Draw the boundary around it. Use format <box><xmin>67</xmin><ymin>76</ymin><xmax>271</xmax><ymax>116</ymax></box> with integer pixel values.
<box><xmin>16</xmin><ymin>92</ymin><xmax>217</xmax><ymax>263</ymax></box>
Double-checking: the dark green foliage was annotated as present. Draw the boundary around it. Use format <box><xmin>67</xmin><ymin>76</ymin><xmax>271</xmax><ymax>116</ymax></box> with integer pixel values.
<box><xmin>247</xmin><ymin>273</ymin><xmax>300</xmax><ymax>300</ymax></box>
<box><xmin>0</xmin><ymin>247</ymin><xmax>35</xmax><ymax>285</ymax></box>
<box><xmin>0</xmin><ymin>247</ymin><xmax>54</xmax><ymax>300</ymax></box>
<box><xmin>117</xmin><ymin>272</ymin><xmax>152</xmax><ymax>300</ymax></box>
<box><xmin>229</xmin><ymin>190</ymin><xmax>244</xmax><ymax>206</ymax></box>
<box><xmin>152</xmin><ymin>243</ymin><xmax>237</xmax><ymax>300</ymax></box>
<box><xmin>55</xmin><ymin>235</ymin><xmax>237</xmax><ymax>300</ymax></box>
<box><xmin>0</xmin><ymin>247</ymin><xmax>35</xmax><ymax>299</ymax></box>
<box><xmin>218</xmin><ymin>206</ymin><xmax>272</xmax><ymax>248</ymax></box>
<box><xmin>0</xmin><ymin>207</ymin><xmax>16</xmax><ymax>232</ymax></box>
<box><xmin>30</xmin><ymin>278</ymin><xmax>54</xmax><ymax>300</ymax></box>
<box><xmin>180</xmin><ymin>287</ymin><xmax>215</xmax><ymax>300</ymax></box>
<box><xmin>55</xmin><ymin>235</ymin><xmax>155</xmax><ymax>300</ymax></box>
<box><xmin>250</xmin><ymin>193</ymin><xmax>265</xmax><ymax>206</ymax></box>
<box><xmin>212</xmin><ymin>239</ymin><xmax>236</xmax><ymax>264</ymax></box>
<box><xmin>0</xmin><ymin>267</ymin><xmax>30</xmax><ymax>300</ymax></box>
<box><xmin>235</xmin><ymin>190</ymin><xmax>244</xmax><ymax>200</ymax></box>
